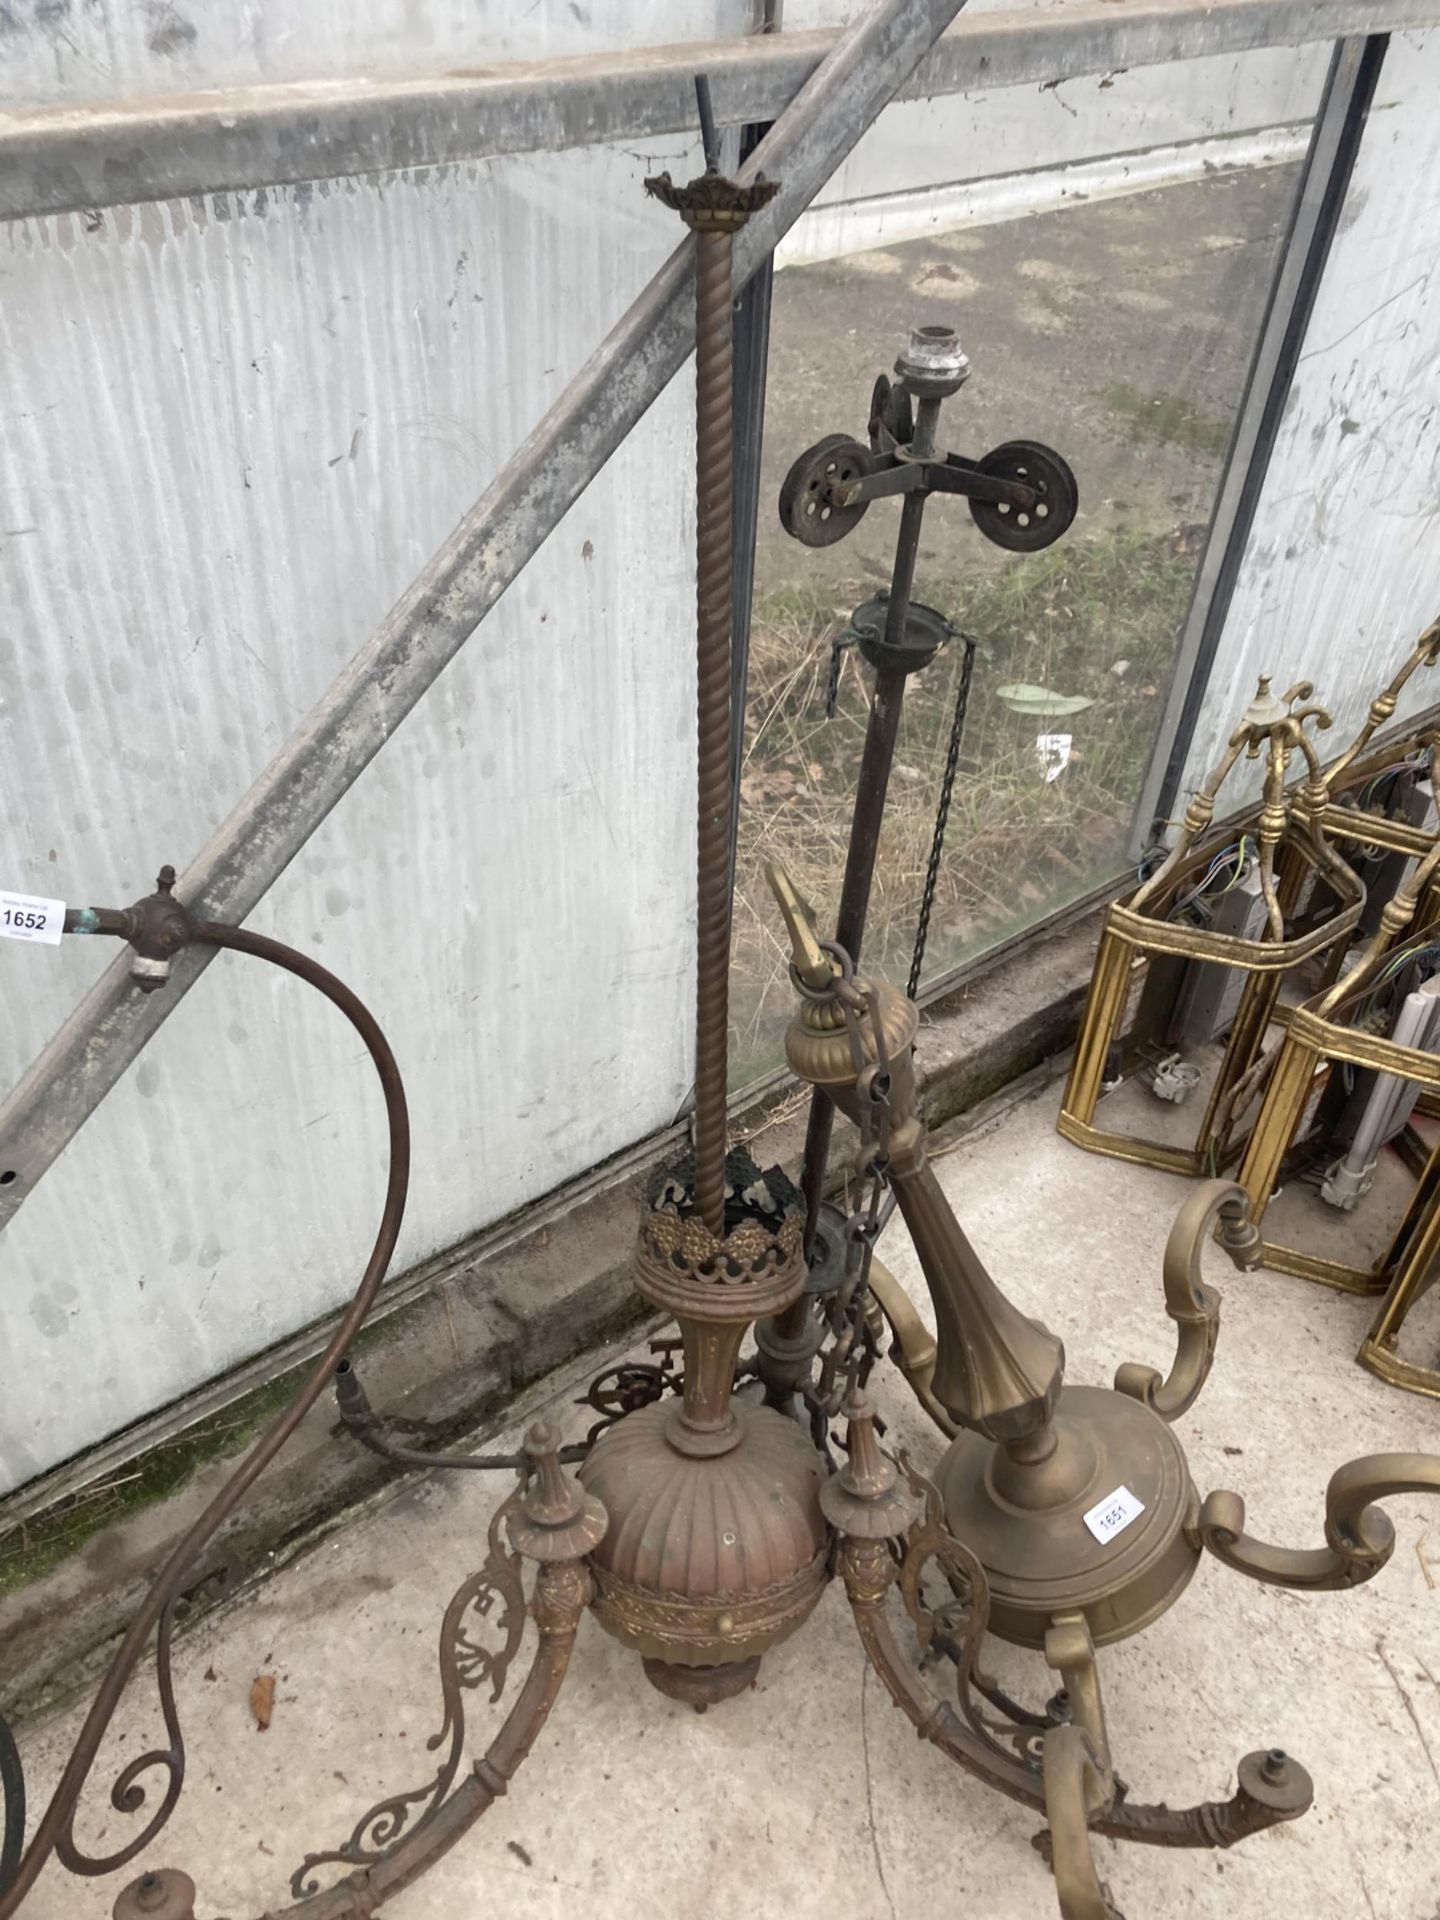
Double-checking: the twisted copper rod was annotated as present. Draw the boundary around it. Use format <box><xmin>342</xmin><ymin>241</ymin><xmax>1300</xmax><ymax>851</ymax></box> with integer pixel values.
<box><xmin>692</xmin><ymin>223</ymin><xmax>735</xmax><ymax>1238</ymax></box>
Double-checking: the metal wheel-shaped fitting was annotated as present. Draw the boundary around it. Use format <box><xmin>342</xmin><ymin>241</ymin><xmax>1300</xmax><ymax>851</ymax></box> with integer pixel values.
<box><xmin>868</xmin><ymin>374</ymin><xmax>914</xmax><ymax>454</ymax></box>
<box><xmin>778</xmin><ymin>434</ymin><xmax>874</xmax><ymax>546</ymax></box>
<box><xmin>969</xmin><ymin>440</ymin><xmax>1078</xmax><ymax>552</ymax></box>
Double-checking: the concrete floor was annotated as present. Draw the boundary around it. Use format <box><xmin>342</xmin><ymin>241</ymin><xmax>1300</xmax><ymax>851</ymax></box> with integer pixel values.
<box><xmin>18</xmin><ymin>1070</ymin><xmax>1440</xmax><ymax>1920</ymax></box>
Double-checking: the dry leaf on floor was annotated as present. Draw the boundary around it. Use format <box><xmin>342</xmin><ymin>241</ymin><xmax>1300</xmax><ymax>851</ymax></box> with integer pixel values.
<box><xmin>250</xmin><ymin>1673</ymin><xmax>276</xmax><ymax>1732</ymax></box>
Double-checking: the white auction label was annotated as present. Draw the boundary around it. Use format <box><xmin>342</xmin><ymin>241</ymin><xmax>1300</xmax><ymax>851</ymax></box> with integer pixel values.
<box><xmin>1083</xmin><ymin>1485</ymin><xmax>1145</xmax><ymax>1545</ymax></box>
<box><xmin>0</xmin><ymin>891</ymin><xmax>65</xmax><ymax>946</ymax></box>
<box><xmin>1036</xmin><ymin>732</ymin><xmax>1073</xmax><ymax>783</ymax></box>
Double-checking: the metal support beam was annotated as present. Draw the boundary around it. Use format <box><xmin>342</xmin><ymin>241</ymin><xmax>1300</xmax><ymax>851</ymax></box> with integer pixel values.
<box><xmin>4</xmin><ymin>0</ymin><xmax>1440</xmax><ymax>221</ymax></box>
<box><xmin>0</xmin><ymin>0</ymin><xmax>971</xmax><ymax>1228</ymax></box>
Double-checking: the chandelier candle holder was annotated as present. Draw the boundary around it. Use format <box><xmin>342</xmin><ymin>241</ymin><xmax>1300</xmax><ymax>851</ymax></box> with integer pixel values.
<box><xmin>1058</xmin><ymin>677</ymin><xmax>1364</xmax><ymax>1177</ymax></box>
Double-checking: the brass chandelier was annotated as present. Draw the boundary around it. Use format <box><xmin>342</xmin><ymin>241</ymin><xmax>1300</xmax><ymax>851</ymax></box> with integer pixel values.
<box><xmin>6</xmin><ymin>98</ymin><xmax>1440</xmax><ymax>1920</ymax></box>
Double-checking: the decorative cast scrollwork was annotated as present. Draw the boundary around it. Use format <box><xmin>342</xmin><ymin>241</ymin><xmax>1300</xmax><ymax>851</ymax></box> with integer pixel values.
<box><xmin>578</xmin><ymin>1341</ymin><xmax>683</xmax><ymax>1443</ymax></box>
<box><xmin>896</xmin><ymin>1456</ymin><xmax>1046</xmax><ymax>1769</ymax></box>
<box><xmin>290</xmin><ymin>1489</ymin><xmax>526</xmax><ymax>1897</ymax></box>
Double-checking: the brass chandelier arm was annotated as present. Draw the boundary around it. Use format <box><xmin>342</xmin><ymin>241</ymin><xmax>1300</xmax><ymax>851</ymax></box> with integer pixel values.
<box><xmin>837</xmin><ymin>1534</ymin><xmax>1313</xmax><ymax>1856</ymax></box>
<box><xmin>1113</xmin><ymin>1181</ymin><xmax>1258</xmax><ymax>1422</ymax></box>
<box><xmin>1044</xmin><ymin>1616</ymin><xmax>1110</xmax><ymax>1778</ymax></box>
<box><xmin>1042</xmin><ymin>1725</ymin><xmax>1122</xmax><ymax>1920</ymax></box>
<box><xmin>865</xmin><ymin>1256</ymin><xmax>957</xmax><ymax>1439</ymax></box>
<box><xmin>266</xmin><ymin>1559</ymin><xmax>594</xmax><ymax>1920</ymax></box>
<box><xmin>1042</xmin><ymin>1617</ymin><xmax>1122</xmax><ymax>1920</ymax></box>
<box><xmin>273</xmin><ymin>1426</ymin><xmax>604</xmax><ymax>1919</ymax></box>
<box><xmin>1199</xmin><ymin>1453</ymin><xmax>1440</xmax><ymax>1590</ymax></box>
<box><xmin>838</xmin><ymin>1538</ymin><xmax>1046</xmax><ymax>1808</ymax></box>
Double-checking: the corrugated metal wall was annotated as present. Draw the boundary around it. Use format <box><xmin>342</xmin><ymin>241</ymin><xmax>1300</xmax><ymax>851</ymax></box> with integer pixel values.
<box><xmin>1179</xmin><ymin>29</ymin><xmax>1440</xmax><ymax>797</ymax></box>
<box><xmin>4</xmin><ymin>3</ymin><xmax>1436</xmax><ymax>1492</ymax></box>
<box><xmin>0</xmin><ymin>2</ymin><xmax>750</xmax><ymax>1489</ymax></box>
<box><xmin>0</xmin><ymin>0</ymin><xmax>738</xmax><ymax>99</ymax></box>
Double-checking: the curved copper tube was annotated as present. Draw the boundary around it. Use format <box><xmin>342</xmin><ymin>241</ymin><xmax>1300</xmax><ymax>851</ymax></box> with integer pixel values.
<box><xmin>0</xmin><ymin>918</ymin><xmax>410</xmax><ymax>1917</ymax></box>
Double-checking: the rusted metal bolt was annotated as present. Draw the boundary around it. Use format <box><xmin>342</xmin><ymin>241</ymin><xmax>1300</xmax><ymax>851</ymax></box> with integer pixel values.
<box><xmin>1263</xmin><ymin>1748</ymin><xmax>1289</xmax><ymax>1782</ymax></box>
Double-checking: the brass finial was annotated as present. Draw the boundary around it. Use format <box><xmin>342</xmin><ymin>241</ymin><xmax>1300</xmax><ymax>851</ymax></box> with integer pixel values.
<box><xmin>818</xmin><ymin>1392</ymin><xmax>919</xmax><ymax>1539</ymax></box>
<box><xmin>507</xmin><ymin>1421</ymin><xmax>608</xmax><ymax>1562</ymax></box>
<box><xmin>764</xmin><ymin>861</ymin><xmax>836</xmax><ymax>992</ymax></box>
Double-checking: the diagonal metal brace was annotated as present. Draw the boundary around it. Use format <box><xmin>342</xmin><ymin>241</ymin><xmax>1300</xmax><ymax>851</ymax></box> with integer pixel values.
<box><xmin>0</xmin><ymin>0</ymin><xmax>971</xmax><ymax>1230</ymax></box>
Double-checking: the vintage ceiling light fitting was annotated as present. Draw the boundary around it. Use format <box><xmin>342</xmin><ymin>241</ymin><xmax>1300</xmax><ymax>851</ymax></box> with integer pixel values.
<box><xmin>8</xmin><ymin>84</ymin><xmax>1440</xmax><ymax>1920</ymax></box>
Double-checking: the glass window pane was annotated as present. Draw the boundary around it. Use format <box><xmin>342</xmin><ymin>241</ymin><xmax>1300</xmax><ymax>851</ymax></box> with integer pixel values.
<box><xmin>733</xmin><ymin>57</ymin><xmax>1329</xmax><ymax>1086</ymax></box>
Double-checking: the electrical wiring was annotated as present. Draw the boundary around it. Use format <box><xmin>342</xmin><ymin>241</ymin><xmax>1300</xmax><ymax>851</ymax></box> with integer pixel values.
<box><xmin>1174</xmin><ymin>836</ymin><xmax>1250</xmax><ymax>914</ymax></box>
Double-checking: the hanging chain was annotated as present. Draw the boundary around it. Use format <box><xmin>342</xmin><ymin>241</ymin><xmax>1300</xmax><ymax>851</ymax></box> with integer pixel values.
<box><xmin>825</xmin><ymin>629</ymin><xmax>857</xmax><ymax>719</ymax></box>
<box><xmin>908</xmin><ymin>634</ymin><xmax>978</xmax><ymax>1000</ymax></box>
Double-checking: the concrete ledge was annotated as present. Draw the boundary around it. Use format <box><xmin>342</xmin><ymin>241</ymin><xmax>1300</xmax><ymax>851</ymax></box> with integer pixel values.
<box><xmin>0</xmin><ymin>902</ymin><xmax>1103</xmax><ymax>1719</ymax></box>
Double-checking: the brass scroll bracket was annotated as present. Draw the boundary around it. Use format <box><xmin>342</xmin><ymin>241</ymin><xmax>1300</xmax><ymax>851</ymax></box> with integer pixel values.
<box><xmin>1199</xmin><ymin>1452</ymin><xmax>1440</xmax><ymax>1590</ymax></box>
<box><xmin>1042</xmin><ymin>1615</ymin><xmax>1120</xmax><ymax>1920</ymax></box>
<box><xmin>1113</xmin><ymin>1180</ymin><xmax>1258</xmax><ymax>1422</ymax></box>
<box><xmin>1042</xmin><ymin>1724</ymin><xmax>1120</xmax><ymax>1920</ymax></box>
<box><xmin>865</xmin><ymin>1255</ymin><xmax>958</xmax><ymax>1439</ymax></box>
<box><xmin>283</xmin><ymin>1428</ymin><xmax>605</xmax><ymax>1916</ymax></box>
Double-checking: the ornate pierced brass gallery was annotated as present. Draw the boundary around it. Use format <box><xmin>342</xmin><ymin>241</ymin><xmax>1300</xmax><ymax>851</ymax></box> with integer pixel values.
<box><xmin>578</xmin><ymin>1154</ymin><xmax>829</xmax><ymax>1705</ymax></box>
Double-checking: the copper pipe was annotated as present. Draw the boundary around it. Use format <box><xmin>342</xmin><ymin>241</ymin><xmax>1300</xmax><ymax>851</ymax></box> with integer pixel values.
<box><xmin>692</xmin><ymin>221</ymin><xmax>736</xmax><ymax>1238</ymax></box>
<box><xmin>0</xmin><ymin>918</ymin><xmax>410</xmax><ymax>1918</ymax></box>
